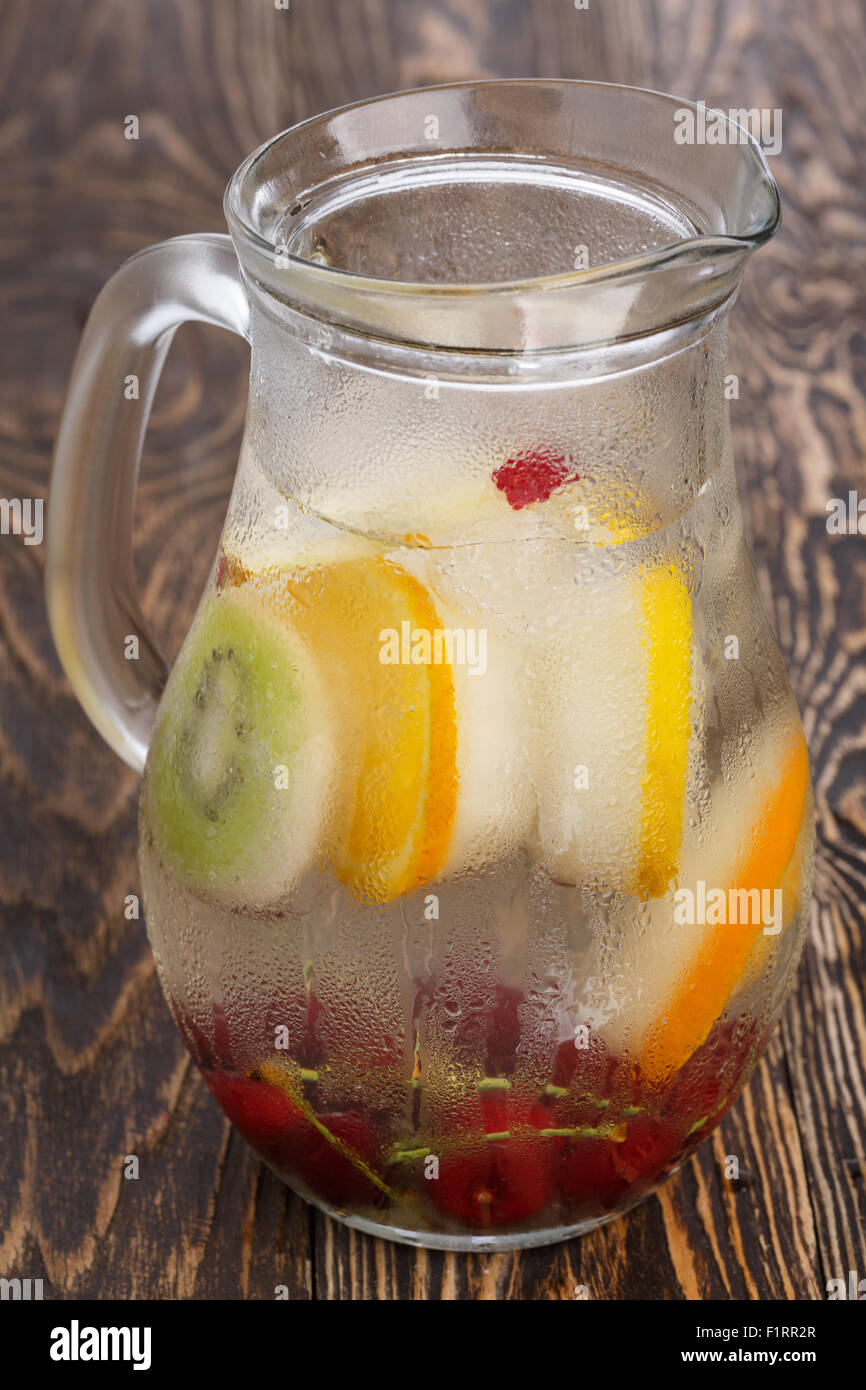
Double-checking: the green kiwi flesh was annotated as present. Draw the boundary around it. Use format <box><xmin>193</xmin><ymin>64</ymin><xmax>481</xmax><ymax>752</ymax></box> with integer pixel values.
<box><xmin>148</xmin><ymin>590</ymin><xmax>304</xmax><ymax>890</ymax></box>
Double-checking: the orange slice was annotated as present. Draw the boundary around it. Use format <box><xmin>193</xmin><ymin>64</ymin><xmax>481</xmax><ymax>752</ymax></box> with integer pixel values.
<box><xmin>636</xmin><ymin>728</ymin><xmax>810</xmax><ymax>1084</ymax></box>
<box><xmin>231</xmin><ymin>554</ymin><xmax>458</xmax><ymax>903</ymax></box>
<box><xmin>730</xmin><ymin>793</ymin><xmax>812</xmax><ymax>996</ymax></box>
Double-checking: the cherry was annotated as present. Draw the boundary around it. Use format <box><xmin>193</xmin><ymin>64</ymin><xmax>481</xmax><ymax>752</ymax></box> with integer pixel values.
<box><xmin>205</xmin><ymin>1071</ymin><xmax>300</xmax><ymax>1167</ymax></box>
<box><xmin>557</xmin><ymin>1113</ymin><xmax>684</xmax><ymax>1214</ymax></box>
<box><xmin>452</xmin><ymin>983</ymin><xmax>525</xmax><ymax>1076</ymax></box>
<box><xmin>551</xmin><ymin>1033</ymin><xmax>676</xmax><ymax>1213</ymax></box>
<box><xmin>298</xmin><ymin>990</ymin><xmax>324</xmax><ymax>1069</ymax></box>
<box><xmin>661</xmin><ymin>1013</ymin><xmax>760</xmax><ymax>1131</ymax></box>
<box><xmin>171</xmin><ymin>1000</ymin><xmax>221</xmax><ymax>1072</ymax></box>
<box><xmin>612</xmin><ymin>1115</ymin><xmax>684</xmax><ymax>1187</ymax></box>
<box><xmin>552</xmin><ymin>1031</ymin><xmax>619</xmax><ymax>1094</ymax></box>
<box><xmin>485</xmin><ymin>985</ymin><xmax>524</xmax><ymax>1077</ymax></box>
<box><xmin>279</xmin><ymin>1108</ymin><xmax>387</xmax><ymax>1209</ymax></box>
<box><xmin>550</xmin><ymin>1032</ymin><xmax>641</xmax><ymax>1131</ymax></box>
<box><xmin>173</xmin><ymin>986</ymin><xmax>324</xmax><ymax>1076</ymax></box>
<box><xmin>205</xmin><ymin>1070</ymin><xmax>388</xmax><ymax>1208</ymax></box>
<box><xmin>492</xmin><ymin>449</ymin><xmax>579</xmax><ymax>511</ymax></box>
<box><xmin>415</xmin><ymin>981</ymin><xmax>525</xmax><ymax>1078</ymax></box>
<box><xmin>554</xmin><ymin>1016</ymin><xmax>763</xmax><ymax>1213</ymax></box>
<box><xmin>429</xmin><ymin>1093</ymin><xmax>555</xmax><ymax>1229</ymax></box>
<box><xmin>557</xmin><ymin>1137</ymin><xmax>629</xmax><ymax>1214</ymax></box>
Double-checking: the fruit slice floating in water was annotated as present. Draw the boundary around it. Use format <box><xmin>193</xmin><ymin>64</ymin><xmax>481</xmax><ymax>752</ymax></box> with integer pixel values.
<box><xmin>635</xmin><ymin>559</ymin><xmax>693</xmax><ymax>898</ymax></box>
<box><xmin>222</xmin><ymin>544</ymin><xmax>535</xmax><ymax>895</ymax></box>
<box><xmin>728</xmin><ymin>793</ymin><xmax>812</xmax><ymax>997</ymax></box>
<box><xmin>622</xmin><ymin>726</ymin><xmax>811</xmax><ymax>1085</ymax></box>
<box><xmin>530</xmin><ymin>533</ymin><xmax>694</xmax><ymax>890</ymax></box>
<box><xmin>429</xmin><ymin>587</ymin><xmax>536</xmax><ymax>875</ymax></box>
<box><xmin>146</xmin><ymin>586</ymin><xmax>333</xmax><ymax>905</ymax></box>
<box><xmin>227</xmin><ymin>554</ymin><xmax>458</xmax><ymax>903</ymax></box>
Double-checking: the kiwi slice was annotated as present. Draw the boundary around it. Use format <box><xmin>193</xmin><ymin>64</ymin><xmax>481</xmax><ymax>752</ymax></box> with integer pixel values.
<box><xmin>146</xmin><ymin>588</ymin><xmax>328</xmax><ymax>903</ymax></box>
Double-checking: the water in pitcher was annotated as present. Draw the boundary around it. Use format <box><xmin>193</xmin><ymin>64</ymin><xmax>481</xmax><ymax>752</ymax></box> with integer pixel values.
<box><xmin>138</xmin><ymin>401</ymin><xmax>812</xmax><ymax>1245</ymax></box>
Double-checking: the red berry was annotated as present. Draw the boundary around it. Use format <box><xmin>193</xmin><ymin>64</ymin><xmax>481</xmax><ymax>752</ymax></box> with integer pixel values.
<box><xmin>612</xmin><ymin>1115</ymin><xmax>684</xmax><ymax>1187</ymax></box>
<box><xmin>550</xmin><ymin>1033</ymin><xmax>641</xmax><ymax>1132</ymax></box>
<box><xmin>551</xmin><ymin>1018</ymin><xmax>764</xmax><ymax>1215</ymax></box>
<box><xmin>460</xmin><ymin>984</ymin><xmax>525</xmax><ymax>1076</ymax></box>
<box><xmin>205</xmin><ymin>1070</ymin><xmax>387</xmax><ymax>1208</ymax></box>
<box><xmin>557</xmin><ymin>1137</ymin><xmax>629</xmax><ymax>1214</ymax></box>
<box><xmin>282</xmin><ymin>1108</ymin><xmax>386</xmax><ymax>1209</ymax></box>
<box><xmin>176</xmin><ymin>985</ymin><xmax>325</xmax><ymax>1076</ymax></box>
<box><xmin>492</xmin><ymin>449</ymin><xmax>579</xmax><ymax>511</ymax></box>
<box><xmin>552</xmin><ymin>1035</ymin><xmax>670</xmax><ymax>1214</ymax></box>
<box><xmin>172</xmin><ymin>1004</ymin><xmax>213</xmax><ymax>1070</ymax></box>
<box><xmin>416</xmin><ymin>981</ymin><xmax>526</xmax><ymax>1078</ymax></box>
<box><xmin>485</xmin><ymin>986</ymin><xmax>524</xmax><ymax>1076</ymax></box>
<box><xmin>205</xmin><ymin>1071</ymin><xmax>302</xmax><ymax>1168</ymax></box>
<box><xmin>552</xmin><ymin>1032</ymin><xmax>618</xmax><ymax>1094</ymax></box>
<box><xmin>662</xmin><ymin>1013</ymin><xmax>760</xmax><ymax>1131</ymax></box>
<box><xmin>556</xmin><ymin>1114</ymin><xmax>683</xmax><ymax>1215</ymax></box>
<box><xmin>430</xmin><ymin>1093</ymin><xmax>555</xmax><ymax>1229</ymax></box>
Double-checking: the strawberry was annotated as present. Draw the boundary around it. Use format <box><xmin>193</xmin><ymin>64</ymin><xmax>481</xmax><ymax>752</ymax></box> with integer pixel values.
<box><xmin>492</xmin><ymin>449</ymin><xmax>579</xmax><ymax>511</ymax></box>
<box><xmin>429</xmin><ymin>1093</ymin><xmax>555</xmax><ymax>1229</ymax></box>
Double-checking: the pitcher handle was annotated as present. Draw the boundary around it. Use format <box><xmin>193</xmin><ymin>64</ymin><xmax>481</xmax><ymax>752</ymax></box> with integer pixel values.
<box><xmin>46</xmin><ymin>234</ymin><xmax>250</xmax><ymax>773</ymax></box>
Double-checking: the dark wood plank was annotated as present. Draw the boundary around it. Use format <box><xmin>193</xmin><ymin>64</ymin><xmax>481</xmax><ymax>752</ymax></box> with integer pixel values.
<box><xmin>0</xmin><ymin>0</ymin><xmax>862</xmax><ymax>1300</ymax></box>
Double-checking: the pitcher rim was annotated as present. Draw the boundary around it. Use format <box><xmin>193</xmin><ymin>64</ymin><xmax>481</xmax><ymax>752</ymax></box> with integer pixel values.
<box><xmin>224</xmin><ymin>77</ymin><xmax>781</xmax><ymax>300</ymax></box>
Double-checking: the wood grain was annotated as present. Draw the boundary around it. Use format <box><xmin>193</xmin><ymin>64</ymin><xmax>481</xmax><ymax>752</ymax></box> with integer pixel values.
<box><xmin>0</xmin><ymin>0</ymin><xmax>863</xmax><ymax>1300</ymax></box>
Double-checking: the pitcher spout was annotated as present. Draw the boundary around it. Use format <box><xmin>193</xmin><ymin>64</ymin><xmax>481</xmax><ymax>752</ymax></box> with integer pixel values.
<box><xmin>226</xmin><ymin>80</ymin><xmax>780</xmax><ymax>354</ymax></box>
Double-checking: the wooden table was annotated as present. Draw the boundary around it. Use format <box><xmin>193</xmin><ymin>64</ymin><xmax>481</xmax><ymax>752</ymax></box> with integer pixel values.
<box><xmin>1</xmin><ymin>0</ymin><xmax>864</xmax><ymax>1300</ymax></box>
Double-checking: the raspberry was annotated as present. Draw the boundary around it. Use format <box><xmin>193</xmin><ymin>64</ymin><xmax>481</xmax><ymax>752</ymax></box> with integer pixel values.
<box><xmin>492</xmin><ymin>449</ymin><xmax>579</xmax><ymax>510</ymax></box>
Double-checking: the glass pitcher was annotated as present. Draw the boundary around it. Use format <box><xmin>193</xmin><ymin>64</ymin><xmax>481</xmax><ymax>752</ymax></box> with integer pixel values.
<box><xmin>47</xmin><ymin>81</ymin><xmax>814</xmax><ymax>1251</ymax></box>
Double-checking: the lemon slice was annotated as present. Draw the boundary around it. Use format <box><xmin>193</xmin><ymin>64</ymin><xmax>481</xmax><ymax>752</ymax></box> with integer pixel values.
<box><xmin>635</xmin><ymin>560</ymin><xmax>693</xmax><ymax>897</ymax></box>
<box><xmin>530</xmin><ymin>542</ymin><xmax>694</xmax><ymax>891</ymax></box>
